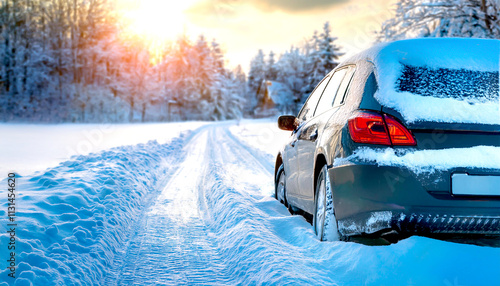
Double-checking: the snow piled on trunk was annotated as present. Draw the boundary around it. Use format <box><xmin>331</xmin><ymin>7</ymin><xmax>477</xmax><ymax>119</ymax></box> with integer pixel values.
<box><xmin>335</xmin><ymin>146</ymin><xmax>500</xmax><ymax>174</ymax></box>
<box><xmin>376</xmin><ymin>90</ymin><xmax>500</xmax><ymax>125</ymax></box>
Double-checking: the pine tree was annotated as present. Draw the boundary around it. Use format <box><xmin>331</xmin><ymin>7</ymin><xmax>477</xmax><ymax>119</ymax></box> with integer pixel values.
<box><xmin>303</xmin><ymin>22</ymin><xmax>343</xmax><ymax>105</ymax></box>
<box><xmin>195</xmin><ymin>35</ymin><xmax>213</xmax><ymax>106</ymax></box>
<box><xmin>245</xmin><ymin>49</ymin><xmax>266</xmax><ymax>113</ymax></box>
<box><xmin>317</xmin><ymin>22</ymin><xmax>342</xmax><ymax>77</ymax></box>
<box><xmin>276</xmin><ymin>47</ymin><xmax>309</xmax><ymax>114</ymax></box>
<box><xmin>209</xmin><ymin>38</ymin><xmax>226</xmax><ymax>120</ymax></box>
<box><xmin>265</xmin><ymin>50</ymin><xmax>278</xmax><ymax>81</ymax></box>
<box><xmin>247</xmin><ymin>49</ymin><xmax>266</xmax><ymax>95</ymax></box>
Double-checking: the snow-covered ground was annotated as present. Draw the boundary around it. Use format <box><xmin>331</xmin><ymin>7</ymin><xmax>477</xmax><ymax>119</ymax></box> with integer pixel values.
<box><xmin>1</xmin><ymin>120</ymin><xmax>500</xmax><ymax>285</ymax></box>
<box><xmin>0</xmin><ymin>122</ymin><xmax>207</xmax><ymax>176</ymax></box>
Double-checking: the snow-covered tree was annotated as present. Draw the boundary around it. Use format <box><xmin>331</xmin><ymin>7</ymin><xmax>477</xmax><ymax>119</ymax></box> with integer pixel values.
<box><xmin>247</xmin><ymin>49</ymin><xmax>266</xmax><ymax>95</ymax></box>
<box><xmin>265</xmin><ymin>51</ymin><xmax>278</xmax><ymax>81</ymax></box>
<box><xmin>232</xmin><ymin>64</ymin><xmax>247</xmax><ymax>112</ymax></box>
<box><xmin>0</xmin><ymin>0</ymin><xmax>127</xmax><ymax>122</ymax></box>
<box><xmin>379</xmin><ymin>0</ymin><xmax>500</xmax><ymax>41</ymax></box>
<box><xmin>317</xmin><ymin>22</ymin><xmax>342</xmax><ymax>78</ymax></box>
<box><xmin>245</xmin><ymin>49</ymin><xmax>266</xmax><ymax>113</ymax></box>
<box><xmin>156</xmin><ymin>35</ymin><xmax>245</xmax><ymax>121</ymax></box>
<box><xmin>306</xmin><ymin>22</ymin><xmax>343</xmax><ymax>97</ymax></box>
<box><xmin>275</xmin><ymin>47</ymin><xmax>310</xmax><ymax>114</ymax></box>
<box><xmin>195</xmin><ymin>35</ymin><xmax>214</xmax><ymax>110</ymax></box>
<box><xmin>244</xmin><ymin>21</ymin><xmax>344</xmax><ymax>116</ymax></box>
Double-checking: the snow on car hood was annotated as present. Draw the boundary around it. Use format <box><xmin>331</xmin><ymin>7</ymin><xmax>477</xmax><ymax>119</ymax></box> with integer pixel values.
<box><xmin>371</xmin><ymin>38</ymin><xmax>500</xmax><ymax>125</ymax></box>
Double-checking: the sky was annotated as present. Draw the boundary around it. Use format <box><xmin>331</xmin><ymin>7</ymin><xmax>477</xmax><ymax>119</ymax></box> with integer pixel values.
<box><xmin>117</xmin><ymin>0</ymin><xmax>397</xmax><ymax>71</ymax></box>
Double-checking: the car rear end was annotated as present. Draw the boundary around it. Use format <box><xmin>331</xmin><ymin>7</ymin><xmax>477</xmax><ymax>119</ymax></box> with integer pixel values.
<box><xmin>329</xmin><ymin>38</ymin><xmax>500</xmax><ymax>239</ymax></box>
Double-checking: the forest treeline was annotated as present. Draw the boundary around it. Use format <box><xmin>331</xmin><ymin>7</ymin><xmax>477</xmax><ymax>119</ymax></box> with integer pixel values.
<box><xmin>0</xmin><ymin>0</ymin><xmax>498</xmax><ymax>122</ymax></box>
<box><xmin>0</xmin><ymin>0</ymin><xmax>245</xmax><ymax>122</ymax></box>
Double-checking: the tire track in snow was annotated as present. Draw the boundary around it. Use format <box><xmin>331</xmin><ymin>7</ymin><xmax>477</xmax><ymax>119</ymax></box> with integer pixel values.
<box><xmin>222</xmin><ymin>127</ymin><xmax>275</xmax><ymax>172</ymax></box>
<box><xmin>196</xmin><ymin>127</ymin><xmax>337</xmax><ymax>285</ymax></box>
<box><xmin>110</xmin><ymin>128</ymin><xmax>233</xmax><ymax>285</ymax></box>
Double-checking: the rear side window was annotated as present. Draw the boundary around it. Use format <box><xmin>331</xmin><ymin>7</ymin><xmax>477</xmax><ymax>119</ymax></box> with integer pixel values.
<box><xmin>397</xmin><ymin>64</ymin><xmax>499</xmax><ymax>103</ymax></box>
<box><xmin>314</xmin><ymin>68</ymin><xmax>348</xmax><ymax>116</ymax></box>
<box><xmin>333</xmin><ymin>67</ymin><xmax>356</xmax><ymax>107</ymax></box>
<box><xmin>298</xmin><ymin>74</ymin><xmax>331</xmax><ymax>121</ymax></box>
<box><xmin>314</xmin><ymin>66</ymin><xmax>356</xmax><ymax>116</ymax></box>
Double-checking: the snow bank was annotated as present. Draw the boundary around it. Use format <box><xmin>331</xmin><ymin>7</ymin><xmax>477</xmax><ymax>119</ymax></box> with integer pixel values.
<box><xmin>334</xmin><ymin>146</ymin><xmax>500</xmax><ymax>174</ymax></box>
<box><xmin>0</xmin><ymin>122</ymin><xmax>206</xmax><ymax>176</ymax></box>
<box><xmin>0</xmin><ymin>135</ymin><xmax>188</xmax><ymax>285</ymax></box>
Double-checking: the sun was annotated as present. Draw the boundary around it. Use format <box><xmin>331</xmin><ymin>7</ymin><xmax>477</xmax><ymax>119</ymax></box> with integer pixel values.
<box><xmin>120</xmin><ymin>0</ymin><xmax>197</xmax><ymax>55</ymax></box>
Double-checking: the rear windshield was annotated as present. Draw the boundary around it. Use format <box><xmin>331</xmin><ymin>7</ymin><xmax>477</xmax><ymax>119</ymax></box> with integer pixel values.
<box><xmin>396</xmin><ymin>64</ymin><xmax>499</xmax><ymax>103</ymax></box>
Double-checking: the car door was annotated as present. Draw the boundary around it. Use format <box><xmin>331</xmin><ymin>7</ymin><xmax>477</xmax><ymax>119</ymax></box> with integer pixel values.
<box><xmin>285</xmin><ymin>74</ymin><xmax>332</xmax><ymax>204</ymax></box>
<box><xmin>296</xmin><ymin>67</ymin><xmax>353</xmax><ymax>212</ymax></box>
<box><xmin>282</xmin><ymin>129</ymin><xmax>300</xmax><ymax>198</ymax></box>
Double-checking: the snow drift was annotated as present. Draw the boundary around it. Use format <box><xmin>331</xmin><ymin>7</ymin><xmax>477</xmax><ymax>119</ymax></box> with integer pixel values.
<box><xmin>0</xmin><ymin>135</ymin><xmax>188</xmax><ymax>285</ymax></box>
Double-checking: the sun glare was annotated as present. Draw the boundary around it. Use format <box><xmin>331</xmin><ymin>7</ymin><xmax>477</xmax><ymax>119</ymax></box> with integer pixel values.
<box><xmin>120</xmin><ymin>0</ymin><xmax>197</xmax><ymax>62</ymax></box>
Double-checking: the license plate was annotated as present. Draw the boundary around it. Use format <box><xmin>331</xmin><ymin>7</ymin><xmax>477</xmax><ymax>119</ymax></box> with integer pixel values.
<box><xmin>452</xmin><ymin>174</ymin><xmax>500</xmax><ymax>196</ymax></box>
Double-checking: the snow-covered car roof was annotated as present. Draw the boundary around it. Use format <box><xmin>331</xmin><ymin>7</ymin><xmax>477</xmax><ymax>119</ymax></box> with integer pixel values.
<box><xmin>345</xmin><ymin>38</ymin><xmax>500</xmax><ymax>71</ymax></box>
<box><xmin>344</xmin><ymin>38</ymin><xmax>500</xmax><ymax>125</ymax></box>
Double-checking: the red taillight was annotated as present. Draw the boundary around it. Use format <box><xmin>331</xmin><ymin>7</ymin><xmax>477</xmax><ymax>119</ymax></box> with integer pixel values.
<box><xmin>348</xmin><ymin>112</ymin><xmax>391</xmax><ymax>145</ymax></box>
<box><xmin>348</xmin><ymin>111</ymin><xmax>416</xmax><ymax>146</ymax></box>
<box><xmin>383</xmin><ymin>114</ymin><xmax>416</xmax><ymax>145</ymax></box>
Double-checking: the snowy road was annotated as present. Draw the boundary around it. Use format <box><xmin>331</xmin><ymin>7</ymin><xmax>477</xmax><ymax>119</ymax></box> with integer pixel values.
<box><xmin>105</xmin><ymin>125</ymin><xmax>324</xmax><ymax>285</ymax></box>
<box><xmin>107</xmin><ymin>129</ymin><xmax>231</xmax><ymax>285</ymax></box>
<box><xmin>1</xmin><ymin>121</ymin><xmax>500</xmax><ymax>285</ymax></box>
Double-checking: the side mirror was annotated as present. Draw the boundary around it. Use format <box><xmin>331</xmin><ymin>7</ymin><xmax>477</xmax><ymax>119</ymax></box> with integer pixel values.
<box><xmin>278</xmin><ymin>115</ymin><xmax>298</xmax><ymax>131</ymax></box>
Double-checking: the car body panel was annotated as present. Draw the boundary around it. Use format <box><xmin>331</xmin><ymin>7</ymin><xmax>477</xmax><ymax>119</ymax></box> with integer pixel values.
<box><xmin>282</xmin><ymin>131</ymin><xmax>299</xmax><ymax>198</ymax></box>
<box><xmin>296</xmin><ymin>119</ymin><xmax>319</xmax><ymax>208</ymax></box>
<box><xmin>329</xmin><ymin>164</ymin><xmax>500</xmax><ymax>236</ymax></box>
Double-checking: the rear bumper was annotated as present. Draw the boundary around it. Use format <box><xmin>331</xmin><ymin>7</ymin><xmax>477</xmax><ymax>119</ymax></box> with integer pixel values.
<box><xmin>328</xmin><ymin>164</ymin><xmax>500</xmax><ymax>236</ymax></box>
<box><xmin>338</xmin><ymin>211</ymin><xmax>500</xmax><ymax>236</ymax></box>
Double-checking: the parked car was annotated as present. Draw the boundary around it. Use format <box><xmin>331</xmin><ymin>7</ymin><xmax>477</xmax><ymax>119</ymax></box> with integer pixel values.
<box><xmin>274</xmin><ymin>38</ymin><xmax>500</xmax><ymax>242</ymax></box>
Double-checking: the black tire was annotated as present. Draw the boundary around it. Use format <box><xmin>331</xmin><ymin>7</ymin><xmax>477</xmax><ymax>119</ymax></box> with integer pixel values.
<box><xmin>313</xmin><ymin>165</ymin><xmax>340</xmax><ymax>241</ymax></box>
<box><xmin>275</xmin><ymin>164</ymin><xmax>287</xmax><ymax>206</ymax></box>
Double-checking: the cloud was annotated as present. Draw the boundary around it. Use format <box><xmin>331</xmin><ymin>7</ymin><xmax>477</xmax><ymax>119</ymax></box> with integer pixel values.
<box><xmin>186</xmin><ymin>0</ymin><xmax>238</xmax><ymax>18</ymax></box>
<box><xmin>185</xmin><ymin>0</ymin><xmax>240</xmax><ymax>27</ymax></box>
<box><xmin>251</xmin><ymin>0</ymin><xmax>349</xmax><ymax>12</ymax></box>
<box><xmin>186</xmin><ymin>0</ymin><xmax>348</xmax><ymax>17</ymax></box>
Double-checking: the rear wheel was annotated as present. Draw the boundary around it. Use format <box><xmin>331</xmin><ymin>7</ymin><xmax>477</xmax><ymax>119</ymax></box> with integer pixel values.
<box><xmin>275</xmin><ymin>165</ymin><xmax>287</xmax><ymax>205</ymax></box>
<box><xmin>313</xmin><ymin>165</ymin><xmax>340</xmax><ymax>241</ymax></box>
